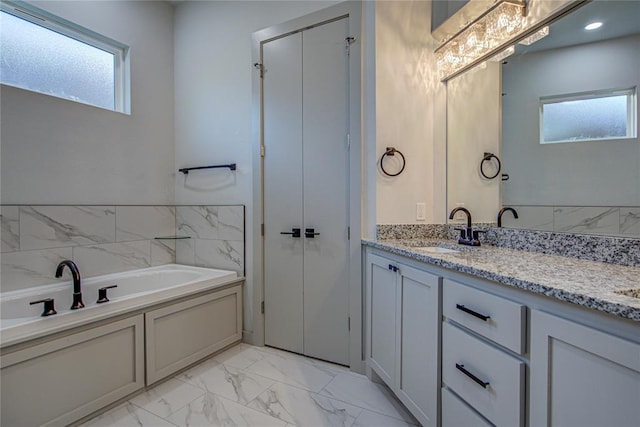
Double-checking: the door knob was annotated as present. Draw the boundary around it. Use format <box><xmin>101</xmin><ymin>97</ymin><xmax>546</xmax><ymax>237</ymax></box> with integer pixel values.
<box><xmin>280</xmin><ymin>228</ymin><xmax>301</xmax><ymax>238</ymax></box>
<box><xmin>305</xmin><ymin>228</ymin><xmax>320</xmax><ymax>238</ymax></box>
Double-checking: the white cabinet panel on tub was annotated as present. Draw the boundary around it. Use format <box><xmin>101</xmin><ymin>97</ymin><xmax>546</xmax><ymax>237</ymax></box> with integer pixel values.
<box><xmin>145</xmin><ymin>284</ymin><xmax>243</xmax><ymax>385</ymax></box>
<box><xmin>1</xmin><ymin>315</ymin><xmax>144</xmax><ymax>427</ymax></box>
<box><xmin>530</xmin><ymin>309</ymin><xmax>640</xmax><ymax>427</ymax></box>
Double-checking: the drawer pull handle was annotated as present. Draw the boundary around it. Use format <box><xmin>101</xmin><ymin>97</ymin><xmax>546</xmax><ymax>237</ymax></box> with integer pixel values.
<box><xmin>456</xmin><ymin>363</ymin><xmax>490</xmax><ymax>389</ymax></box>
<box><xmin>456</xmin><ymin>304</ymin><xmax>491</xmax><ymax>321</ymax></box>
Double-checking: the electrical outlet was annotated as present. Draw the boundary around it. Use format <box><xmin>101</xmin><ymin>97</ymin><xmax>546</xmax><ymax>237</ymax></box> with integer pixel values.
<box><xmin>416</xmin><ymin>203</ymin><xmax>426</xmax><ymax>221</ymax></box>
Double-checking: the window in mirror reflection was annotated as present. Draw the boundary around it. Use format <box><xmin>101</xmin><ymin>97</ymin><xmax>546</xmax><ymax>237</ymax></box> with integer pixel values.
<box><xmin>540</xmin><ymin>88</ymin><xmax>637</xmax><ymax>144</ymax></box>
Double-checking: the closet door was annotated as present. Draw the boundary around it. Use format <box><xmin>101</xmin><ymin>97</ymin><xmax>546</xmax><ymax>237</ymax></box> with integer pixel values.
<box><xmin>263</xmin><ymin>17</ymin><xmax>350</xmax><ymax>365</ymax></box>
<box><xmin>263</xmin><ymin>32</ymin><xmax>304</xmax><ymax>354</ymax></box>
<box><xmin>302</xmin><ymin>17</ymin><xmax>349</xmax><ymax>365</ymax></box>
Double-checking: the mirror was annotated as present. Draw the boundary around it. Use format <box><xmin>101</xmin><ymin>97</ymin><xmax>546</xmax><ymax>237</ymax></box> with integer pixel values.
<box><xmin>447</xmin><ymin>0</ymin><xmax>640</xmax><ymax>237</ymax></box>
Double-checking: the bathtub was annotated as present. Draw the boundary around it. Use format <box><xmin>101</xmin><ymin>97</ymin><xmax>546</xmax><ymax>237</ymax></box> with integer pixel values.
<box><xmin>1</xmin><ymin>263</ymin><xmax>243</xmax><ymax>426</ymax></box>
<box><xmin>0</xmin><ymin>264</ymin><xmax>239</xmax><ymax>348</ymax></box>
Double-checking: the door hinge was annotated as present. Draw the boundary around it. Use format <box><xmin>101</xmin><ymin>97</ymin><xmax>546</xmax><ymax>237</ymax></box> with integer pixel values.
<box><xmin>345</xmin><ymin>36</ymin><xmax>356</xmax><ymax>55</ymax></box>
<box><xmin>261</xmin><ymin>223</ymin><xmax>264</xmax><ymax>236</ymax></box>
<box><xmin>254</xmin><ymin>62</ymin><xmax>264</xmax><ymax>79</ymax></box>
<box><xmin>347</xmin><ymin>226</ymin><xmax>350</xmax><ymax>240</ymax></box>
<box><xmin>346</xmin><ymin>133</ymin><xmax>350</xmax><ymax>151</ymax></box>
<box><xmin>261</xmin><ymin>301</ymin><xmax>265</xmax><ymax>314</ymax></box>
<box><xmin>260</xmin><ymin>145</ymin><xmax>265</xmax><ymax>157</ymax></box>
<box><xmin>348</xmin><ymin>316</ymin><xmax>351</xmax><ymax>331</ymax></box>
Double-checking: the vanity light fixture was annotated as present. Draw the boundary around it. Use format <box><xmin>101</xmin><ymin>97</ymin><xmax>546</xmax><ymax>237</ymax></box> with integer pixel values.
<box><xmin>584</xmin><ymin>21</ymin><xmax>603</xmax><ymax>31</ymax></box>
<box><xmin>435</xmin><ymin>0</ymin><xmax>526</xmax><ymax>80</ymax></box>
<box><xmin>518</xmin><ymin>26</ymin><xmax>550</xmax><ymax>46</ymax></box>
<box><xmin>490</xmin><ymin>45</ymin><xmax>515</xmax><ymax>62</ymax></box>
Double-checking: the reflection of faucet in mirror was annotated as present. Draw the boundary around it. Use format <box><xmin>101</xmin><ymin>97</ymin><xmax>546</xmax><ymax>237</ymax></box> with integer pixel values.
<box><xmin>449</xmin><ymin>207</ymin><xmax>482</xmax><ymax>246</ymax></box>
<box><xmin>497</xmin><ymin>207</ymin><xmax>519</xmax><ymax>227</ymax></box>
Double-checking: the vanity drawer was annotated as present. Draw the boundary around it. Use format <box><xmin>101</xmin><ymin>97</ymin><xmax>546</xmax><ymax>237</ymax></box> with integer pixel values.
<box><xmin>443</xmin><ymin>279</ymin><xmax>526</xmax><ymax>354</ymax></box>
<box><xmin>442</xmin><ymin>322</ymin><xmax>525</xmax><ymax>427</ymax></box>
<box><xmin>442</xmin><ymin>387</ymin><xmax>492</xmax><ymax>427</ymax></box>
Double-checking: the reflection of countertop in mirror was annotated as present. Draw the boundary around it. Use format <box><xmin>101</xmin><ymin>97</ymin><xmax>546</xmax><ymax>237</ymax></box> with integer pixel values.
<box><xmin>363</xmin><ymin>238</ymin><xmax>640</xmax><ymax>322</ymax></box>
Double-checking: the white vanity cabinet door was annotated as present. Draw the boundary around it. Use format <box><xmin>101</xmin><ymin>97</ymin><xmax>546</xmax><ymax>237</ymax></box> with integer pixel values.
<box><xmin>442</xmin><ymin>322</ymin><xmax>525</xmax><ymax>427</ymax></box>
<box><xmin>396</xmin><ymin>263</ymin><xmax>441</xmax><ymax>427</ymax></box>
<box><xmin>443</xmin><ymin>279</ymin><xmax>526</xmax><ymax>354</ymax></box>
<box><xmin>366</xmin><ymin>252</ymin><xmax>398</xmax><ymax>385</ymax></box>
<box><xmin>530</xmin><ymin>310</ymin><xmax>640</xmax><ymax>427</ymax></box>
<box><xmin>366</xmin><ymin>250</ymin><xmax>442</xmax><ymax>427</ymax></box>
<box><xmin>1</xmin><ymin>315</ymin><xmax>144</xmax><ymax>427</ymax></box>
<box><xmin>145</xmin><ymin>284</ymin><xmax>243</xmax><ymax>385</ymax></box>
<box><xmin>442</xmin><ymin>388</ymin><xmax>492</xmax><ymax>427</ymax></box>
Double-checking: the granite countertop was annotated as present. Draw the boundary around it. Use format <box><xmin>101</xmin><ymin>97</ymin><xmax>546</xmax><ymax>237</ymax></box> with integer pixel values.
<box><xmin>363</xmin><ymin>238</ymin><xmax>640</xmax><ymax>322</ymax></box>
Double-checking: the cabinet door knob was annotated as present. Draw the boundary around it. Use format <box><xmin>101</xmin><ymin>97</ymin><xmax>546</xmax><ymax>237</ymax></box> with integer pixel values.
<box><xmin>456</xmin><ymin>304</ymin><xmax>491</xmax><ymax>321</ymax></box>
<box><xmin>456</xmin><ymin>363</ymin><xmax>490</xmax><ymax>389</ymax></box>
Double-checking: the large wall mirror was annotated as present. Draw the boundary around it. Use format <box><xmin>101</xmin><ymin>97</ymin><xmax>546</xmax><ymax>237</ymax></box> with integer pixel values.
<box><xmin>446</xmin><ymin>0</ymin><xmax>640</xmax><ymax>237</ymax></box>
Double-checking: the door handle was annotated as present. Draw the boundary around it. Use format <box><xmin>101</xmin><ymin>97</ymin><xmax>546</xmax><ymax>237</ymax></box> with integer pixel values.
<box><xmin>305</xmin><ymin>228</ymin><xmax>320</xmax><ymax>238</ymax></box>
<box><xmin>280</xmin><ymin>228</ymin><xmax>301</xmax><ymax>238</ymax></box>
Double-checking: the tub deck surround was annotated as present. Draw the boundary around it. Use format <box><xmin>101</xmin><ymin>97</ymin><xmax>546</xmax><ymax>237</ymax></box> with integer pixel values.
<box><xmin>363</xmin><ymin>238</ymin><xmax>640</xmax><ymax>322</ymax></box>
<box><xmin>0</xmin><ymin>264</ymin><xmax>242</xmax><ymax>348</ymax></box>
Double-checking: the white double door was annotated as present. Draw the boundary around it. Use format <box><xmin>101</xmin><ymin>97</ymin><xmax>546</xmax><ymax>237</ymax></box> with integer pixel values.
<box><xmin>262</xmin><ymin>17</ymin><xmax>350</xmax><ymax>366</ymax></box>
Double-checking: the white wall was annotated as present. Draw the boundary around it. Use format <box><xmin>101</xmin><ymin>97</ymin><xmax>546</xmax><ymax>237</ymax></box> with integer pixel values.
<box><xmin>173</xmin><ymin>0</ymin><xmax>338</xmax><ymax>342</ymax></box>
<box><xmin>1</xmin><ymin>1</ymin><xmax>175</xmax><ymax>205</ymax></box>
<box><xmin>375</xmin><ymin>0</ymin><xmax>441</xmax><ymax>225</ymax></box>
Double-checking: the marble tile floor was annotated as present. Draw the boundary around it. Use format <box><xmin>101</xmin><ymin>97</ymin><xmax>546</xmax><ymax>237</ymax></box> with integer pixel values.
<box><xmin>81</xmin><ymin>343</ymin><xmax>419</xmax><ymax>427</ymax></box>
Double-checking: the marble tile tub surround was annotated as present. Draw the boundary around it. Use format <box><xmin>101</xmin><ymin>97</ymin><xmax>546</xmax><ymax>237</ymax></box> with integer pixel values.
<box><xmin>376</xmin><ymin>223</ymin><xmax>640</xmax><ymax>268</ymax></box>
<box><xmin>363</xmin><ymin>238</ymin><xmax>640</xmax><ymax>322</ymax></box>
<box><xmin>0</xmin><ymin>205</ymin><xmax>245</xmax><ymax>292</ymax></box>
<box><xmin>501</xmin><ymin>205</ymin><xmax>640</xmax><ymax>237</ymax></box>
<box><xmin>81</xmin><ymin>343</ymin><xmax>418</xmax><ymax>427</ymax></box>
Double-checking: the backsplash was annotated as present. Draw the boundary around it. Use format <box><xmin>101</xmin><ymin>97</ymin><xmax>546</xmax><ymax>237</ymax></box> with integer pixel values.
<box><xmin>501</xmin><ymin>205</ymin><xmax>640</xmax><ymax>237</ymax></box>
<box><xmin>0</xmin><ymin>205</ymin><xmax>244</xmax><ymax>292</ymax></box>
<box><xmin>376</xmin><ymin>223</ymin><xmax>640</xmax><ymax>268</ymax></box>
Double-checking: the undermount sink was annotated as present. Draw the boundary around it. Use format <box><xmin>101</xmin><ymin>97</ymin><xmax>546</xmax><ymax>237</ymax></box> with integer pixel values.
<box><xmin>415</xmin><ymin>246</ymin><xmax>461</xmax><ymax>254</ymax></box>
<box><xmin>614</xmin><ymin>289</ymin><xmax>640</xmax><ymax>298</ymax></box>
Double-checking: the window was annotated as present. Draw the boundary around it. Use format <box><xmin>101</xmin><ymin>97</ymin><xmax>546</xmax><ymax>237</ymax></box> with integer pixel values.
<box><xmin>540</xmin><ymin>88</ymin><xmax>637</xmax><ymax>144</ymax></box>
<box><xmin>0</xmin><ymin>2</ymin><xmax>129</xmax><ymax>113</ymax></box>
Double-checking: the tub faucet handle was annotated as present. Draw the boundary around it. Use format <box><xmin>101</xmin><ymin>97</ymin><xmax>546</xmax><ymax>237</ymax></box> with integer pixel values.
<box><xmin>30</xmin><ymin>298</ymin><xmax>57</xmax><ymax>317</ymax></box>
<box><xmin>97</xmin><ymin>285</ymin><xmax>118</xmax><ymax>304</ymax></box>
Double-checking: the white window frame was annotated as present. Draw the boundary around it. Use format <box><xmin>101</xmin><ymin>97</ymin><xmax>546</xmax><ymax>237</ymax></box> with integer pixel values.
<box><xmin>0</xmin><ymin>1</ymin><xmax>130</xmax><ymax>114</ymax></box>
<box><xmin>539</xmin><ymin>87</ymin><xmax>637</xmax><ymax>144</ymax></box>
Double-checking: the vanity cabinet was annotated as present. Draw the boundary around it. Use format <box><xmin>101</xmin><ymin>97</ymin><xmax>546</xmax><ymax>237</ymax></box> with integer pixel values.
<box><xmin>366</xmin><ymin>252</ymin><xmax>441</xmax><ymax>427</ymax></box>
<box><xmin>442</xmin><ymin>279</ymin><xmax>526</xmax><ymax>427</ymax></box>
<box><xmin>530</xmin><ymin>309</ymin><xmax>640</xmax><ymax>427</ymax></box>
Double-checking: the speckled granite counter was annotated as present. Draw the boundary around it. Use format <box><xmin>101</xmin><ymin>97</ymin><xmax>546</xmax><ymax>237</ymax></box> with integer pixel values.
<box><xmin>363</xmin><ymin>238</ymin><xmax>640</xmax><ymax>322</ymax></box>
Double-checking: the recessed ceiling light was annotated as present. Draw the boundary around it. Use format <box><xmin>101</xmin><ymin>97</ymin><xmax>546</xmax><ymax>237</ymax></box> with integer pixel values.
<box><xmin>585</xmin><ymin>22</ymin><xmax>603</xmax><ymax>31</ymax></box>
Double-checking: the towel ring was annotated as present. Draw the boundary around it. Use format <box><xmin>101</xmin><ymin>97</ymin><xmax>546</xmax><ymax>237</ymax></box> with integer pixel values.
<box><xmin>480</xmin><ymin>152</ymin><xmax>501</xmax><ymax>180</ymax></box>
<box><xmin>380</xmin><ymin>147</ymin><xmax>406</xmax><ymax>177</ymax></box>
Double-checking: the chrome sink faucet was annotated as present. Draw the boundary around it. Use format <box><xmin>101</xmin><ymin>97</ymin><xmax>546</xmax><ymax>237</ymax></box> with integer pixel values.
<box><xmin>55</xmin><ymin>260</ymin><xmax>84</xmax><ymax>309</ymax></box>
<box><xmin>449</xmin><ymin>207</ymin><xmax>482</xmax><ymax>246</ymax></box>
